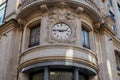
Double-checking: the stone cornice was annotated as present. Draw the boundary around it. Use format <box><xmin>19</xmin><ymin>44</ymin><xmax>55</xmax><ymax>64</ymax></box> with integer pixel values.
<box><xmin>0</xmin><ymin>19</ymin><xmax>18</xmax><ymax>33</ymax></box>
<box><xmin>20</xmin><ymin>44</ymin><xmax>97</xmax><ymax>60</ymax></box>
<box><xmin>98</xmin><ymin>23</ymin><xmax>120</xmax><ymax>49</ymax></box>
<box><xmin>17</xmin><ymin>0</ymin><xmax>102</xmax><ymax>24</ymax></box>
<box><xmin>18</xmin><ymin>56</ymin><xmax>99</xmax><ymax>73</ymax></box>
<box><xmin>99</xmin><ymin>22</ymin><xmax>116</xmax><ymax>37</ymax></box>
<box><xmin>113</xmin><ymin>36</ymin><xmax>120</xmax><ymax>49</ymax></box>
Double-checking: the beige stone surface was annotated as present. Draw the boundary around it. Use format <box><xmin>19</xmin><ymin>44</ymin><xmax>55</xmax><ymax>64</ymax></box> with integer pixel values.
<box><xmin>0</xmin><ymin>0</ymin><xmax>120</xmax><ymax>80</ymax></box>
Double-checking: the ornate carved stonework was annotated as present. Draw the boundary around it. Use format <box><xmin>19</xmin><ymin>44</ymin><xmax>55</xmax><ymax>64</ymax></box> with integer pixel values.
<box><xmin>18</xmin><ymin>18</ymin><xmax>26</xmax><ymax>26</ymax></box>
<box><xmin>40</xmin><ymin>4</ymin><xmax>48</xmax><ymax>13</ymax></box>
<box><xmin>46</xmin><ymin>3</ymin><xmax>77</xmax><ymax>44</ymax></box>
<box><xmin>76</xmin><ymin>7</ymin><xmax>84</xmax><ymax>14</ymax></box>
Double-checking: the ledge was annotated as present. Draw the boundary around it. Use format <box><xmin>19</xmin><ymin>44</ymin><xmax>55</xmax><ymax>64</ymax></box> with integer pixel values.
<box><xmin>20</xmin><ymin>45</ymin><xmax>97</xmax><ymax>59</ymax></box>
<box><xmin>17</xmin><ymin>0</ymin><xmax>101</xmax><ymax>24</ymax></box>
<box><xmin>19</xmin><ymin>45</ymin><xmax>98</xmax><ymax>74</ymax></box>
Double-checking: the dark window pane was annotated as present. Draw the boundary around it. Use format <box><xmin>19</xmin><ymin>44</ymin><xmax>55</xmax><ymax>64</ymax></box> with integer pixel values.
<box><xmin>79</xmin><ymin>74</ymin><xmax>88</xmax><ymax>80</ymax></box>
<box><xmin>82</xmin><ymin>27</ymin><xmax>90</xmax><ymax>49</ymax></box>
<box><xmin>110</xmin><ymin>0</ymin><xmax>113</xmax><ymax>7</ymax></box>
<box><xmin>50</xmin><ymin>71</ymin><xmax>73</xmax><ymax>80</ymax></box>
<box><xmin>118</xmin><ymin>5</ymin><xmax>120</xmax><ymax>15</ymax></box>
<box><xmin>29</xmin><ymin>24</ymin><xmax>40</xmax><ymax>47</ymax></box>
<box><xmin>31</xmin><ymin>72</ymin><xmax>44</xmax><ymax>80</ymax></box>
<box><xmin>79</xmin><ymin>75</ymin><xmax>85</xmax><ymax>80</ymax></box>
<box><xmin>109</xmin><ymin>11</ymin><xmax>115</xmax><ymax>21</ymax></box>
<box><xmin>115</xmin><ymin>53</ymin><xmax>120</xmax><ymax>70</ymax></box>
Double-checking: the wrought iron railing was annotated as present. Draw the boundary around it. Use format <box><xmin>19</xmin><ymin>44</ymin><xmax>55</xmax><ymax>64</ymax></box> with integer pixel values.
<box><xmin>20</xmin><ymin>0</ymin><xmax>99</xmax><ymax>12</ymax></box>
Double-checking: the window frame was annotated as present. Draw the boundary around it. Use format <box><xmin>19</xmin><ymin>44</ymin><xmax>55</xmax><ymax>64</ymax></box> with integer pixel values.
<box><xmin>118</xmin><ymin>3</ymin><xmax>120</xmax><ymax>14</ymax></box>
<box><xmin>29</xmin><ymin>23</ymin><xmax>40</xmax><ymax>48</ymax></box>
<box><xmin>29</xmin><ymin>67</ymin><xmax>89</xmax><ymax>80</ymax></box>
<box><xmin>110</xmin><ymin>0</ymin><xmax>113</xmax><ymax>7</ymax></box>
<box><xmin>115</xmin><ymin>51</ymin><xmax>120</xmax><ymax>71</ymax></box>
<box><xmin>82</xmin><ymin>26</ymin><xmax>90</xmax><ymax>49</ymax></box>
<box><xmin>109</xmin><ymin>11</ymin><xmax>115</xmax><ymax>21</ymax></box>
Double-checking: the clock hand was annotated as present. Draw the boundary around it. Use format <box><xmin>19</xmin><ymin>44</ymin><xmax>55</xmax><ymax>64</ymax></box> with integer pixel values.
<box><xmin>53</xmin><ymin>29</ymin><xmax>68</xmax><ymax>32</ymax></box>
<box><xmin>58</xmin><ymin>29</ymin><xmax>68</xmax><ymax>32</ymax></box>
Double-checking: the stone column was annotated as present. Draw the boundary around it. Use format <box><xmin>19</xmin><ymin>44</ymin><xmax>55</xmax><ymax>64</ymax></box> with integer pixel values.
<box><xmin>74</xmin><ymin>67</ymin><xmax>79</xmax><ymax>80</ymax></box>
<box><xmin>44</xmin><ymin>66</ymin><xmax>49</xmax><ymax>80</ymax></box>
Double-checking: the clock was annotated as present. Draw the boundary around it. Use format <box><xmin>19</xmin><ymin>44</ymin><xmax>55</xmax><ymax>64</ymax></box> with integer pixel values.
<box><xmin>52</xmin><ymin>23</ymin><xmax>72</xmax><ymax>41</ymax></box>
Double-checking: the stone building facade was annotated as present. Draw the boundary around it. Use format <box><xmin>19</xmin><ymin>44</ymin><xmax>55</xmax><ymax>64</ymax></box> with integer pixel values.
<box><xmin>0</xmin><ymin>0</ymin><xmax>120</xmax><ymax>80</ymax></box>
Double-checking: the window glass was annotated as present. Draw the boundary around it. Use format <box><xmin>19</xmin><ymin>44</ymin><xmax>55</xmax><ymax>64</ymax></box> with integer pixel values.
<box><xmin>109</xmin><ymin>11</ymin><xmax>115</xmax><ymax>21</ymax></box>
<box><xmin>31</xmin><ymin>72</ymin><xmax>44</xmax><ymax>80</ymax></box>
<box><xmin>110</xmin><ymin>0</ymin><xmax>113</xmax><ymax>7</ymax></box>
<box><xmin>79</xmin><ymin>75</ymin><xmax>85</xmax><ymax>80</ymax></box>
<box><xmin>50</xmin><ymin>71</ymin><xmax>73</xmax><ymax>80</ymax></box>
<box><xmin>112</xmin><ymin>25</ymin><xmax>116</xmax><ymax>31</ymax></box>
<box><xmin>82</xmin><ymin>27</ymin><xmax>90</xmax><ymax>49</ymax></box>
<box><xmin>118</xmin><ymin>4</ymin><xmax>120</xmax><ymax>15</ymax></box>
<box><xmin>30</xmin><ymin>68</ymin><xmax>89</xmax><ymax>80</ymax></box>
<box><xmin>115</xmin><ymin>53</ymin><xmax>120</xmax><ymax>70</ymax></box>
<box><xmin>29</xmin><ymin>24</ymin><xmax>40</xmax><ymax>47</ymax></box>
<box><xmin>0</xmin><ymin>0</ymin><xmax>6</xmax><ymax>5</ymax></box>
<box><xmin>0</xmin><ymin>0</ymin><xmax>6</xmax><ymax>24</ymax></box>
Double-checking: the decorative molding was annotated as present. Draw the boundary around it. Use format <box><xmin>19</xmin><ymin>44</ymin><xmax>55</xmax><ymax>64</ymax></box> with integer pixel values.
<box><xmin>76</xmin><ymin>7</ymin><xmax>84</xmax><ymax>14</ymax></box>
<box><xmin>94</xmin><ymin>22</ymin><xmax>100</xmax><ymax>31</ymax></box>
<box><xmin>18</xmin><ymin>56</ymin><xmax>98</xmax><ymax>73</ymax></box>
<box><xmin>40</xmin><ymin>4</ymin><xmax>48</xmax><ymax>13</ymax></box>
<box><xmin>20</xmin><ymin>45</ymin><xmax>97</xmax><ymax>60</ymax></box>
<box><xmin>18</xmin><ymin>18</ymin><xmax>26</xmax><ymax>26</ymax></box>
<box><xmin>57</xmin><ymin>2</ymin><xmax>69</xmax><ymax>10</ymax></box>
<box><xmin>99</xmin><ymin>22</ymin><xmax>116</xmax><ymax>36</ymax></box>
<box><xmin>0</xmin><ymin>19</ymin><xmax>17</xmax><ymax>33</ymax></box>
<box><xmin>113</xmin><ymin>36</ymin><xmax>120</xmax><ymax>49</ymax></box>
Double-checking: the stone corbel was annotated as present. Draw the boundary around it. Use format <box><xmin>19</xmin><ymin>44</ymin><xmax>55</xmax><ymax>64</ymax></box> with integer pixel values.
<box><xmin>17</xmin><ymin>18</ymin><xmax>26</xmax><ymax>31</ymax></box>
<box><xmin>18</xmin><ymin>18</ymin><xmax>26</xmax><ymax>26</ymax></box>
<box><xmin>58</xmin><ymin>2</ymin><xmax>68</xmax><ymax>9</ymax></box>
<box><xmin>40</xmin><ymin>4</ymin><xmax>48</xmax><ymax>13</ymax></box>
<box><xmin>98</xmin><ymin>22</ymin><xmax>108</xmax><ymax>32</ymax></box>
<box><xmin>76</xmin><ymin>7</ymin><xmax>84</xmax><ymax>14</ymax></box>
<box><xmin>94</xmin><ymin>22</ymin><xmax>100</xmax><ymax>31</ymax></box>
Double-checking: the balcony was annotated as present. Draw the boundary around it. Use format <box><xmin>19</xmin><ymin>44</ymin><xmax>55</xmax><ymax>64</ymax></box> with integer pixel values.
<box><xmin>20</xmin><ymin>0</ymin><xmax>99</xmax><ymax>11</ymax></box>
<box><xmin>18</xmin><ymin>45</ymin><xmax>98</xmax><ymax>74</ymax></box>
<box><xmin>17</xmin><ymin>0</ymin><xmax>101</xmax><ymax>24</ymax></box>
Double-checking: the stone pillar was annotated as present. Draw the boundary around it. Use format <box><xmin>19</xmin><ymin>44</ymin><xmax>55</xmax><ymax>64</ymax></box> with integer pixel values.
<box><xmin>74</xmin><ymin>67</ymin><xmax>79</xmax><ymax>80</ymax></box>
<box><xmin>44</xmin><ymin>66</ymin><xmax>49</xmax><ymax>80</ymax></box>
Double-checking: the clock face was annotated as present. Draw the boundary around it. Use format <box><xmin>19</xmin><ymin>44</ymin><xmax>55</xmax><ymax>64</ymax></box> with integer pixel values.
<box><xmin>52</xmin><ymin>23</ymin><xmax>72</xmax><ymax>41</ymax></box>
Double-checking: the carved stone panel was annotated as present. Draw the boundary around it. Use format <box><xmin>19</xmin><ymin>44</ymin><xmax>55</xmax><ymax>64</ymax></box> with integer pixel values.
<box><xmin>46</xmin><ymin>7</ymin><xmax>77</xmax><ymax>44</ymax></box>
